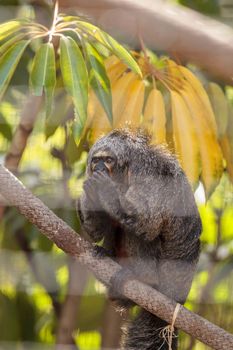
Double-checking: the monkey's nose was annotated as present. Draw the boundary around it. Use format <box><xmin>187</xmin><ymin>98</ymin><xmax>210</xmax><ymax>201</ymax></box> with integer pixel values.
<box><xmin>93</xmin><ymin>161</ymin><xmax>108</xmax><ymax>174</ymax></box>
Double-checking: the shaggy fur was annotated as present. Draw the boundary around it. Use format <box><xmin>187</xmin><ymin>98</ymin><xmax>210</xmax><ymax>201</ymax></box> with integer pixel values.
<box><xmin>78</xmin><ymin>129</ymin><xmax>202</xmax><ymax>349</ymax></box>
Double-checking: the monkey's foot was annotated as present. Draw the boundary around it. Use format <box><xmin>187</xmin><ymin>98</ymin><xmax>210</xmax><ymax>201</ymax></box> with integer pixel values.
<box><xmin>92</xmin><ymin>245</ymin><xmax>109</xmax><ymax>258</ymax></box>
<box><xmin>109</xmin><ymin>268</ymin><xmax>135</xmax><ymax>305</ymax></box>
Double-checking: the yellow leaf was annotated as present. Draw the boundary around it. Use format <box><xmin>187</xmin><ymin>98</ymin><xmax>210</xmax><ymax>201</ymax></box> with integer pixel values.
<box><xmin>219</xmin><ymin>135</ymin><xmax>233</xmax><ymax>183</ymax></box>
<box><xmin>115</xmin><ymin>77</ymin><xmax>145</xmax><ymax>128</ymax></box>
<box><xmin>89</xmin><ymin>71</ymin><xmax>137</xmax><ymax>142</ymax></box>
<box><xmin>111</xmin><ymin>71</ymin><xmax>139</xmax><ymax>127</ymax></box>
<box><xmin>181</xmin><ymin>86</ymin><xmax>223</xmax><ymax>197</ymax></box>
<box><xmin>105</xmin><ymin>55</ymin><xmax>127</xmax><ymax>84</ymax></box>
<box><xmin>179</xmin><ymin>66</ymin><xmax>217</xmax><ymax>135</ymax></box>
<box><xmin>170</xmin><ymin>90</ymin><xmax>200</xmax><ymax>187</ymax></box>
<box><xmin>207</xmin><ymin>82</ymin><xmax>228</xmax><ymax>138</ymax></box>
<box><xmin>143</xmin><ymin>88</ymin><xmax>166</xmax><ymax>144</ymax></box>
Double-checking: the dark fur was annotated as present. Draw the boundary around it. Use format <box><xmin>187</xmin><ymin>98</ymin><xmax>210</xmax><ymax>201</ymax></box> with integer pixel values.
<box><xmin>78</xmin><ymin>129</ymin><xmax>202</xmax><ymax>349</ymax></box>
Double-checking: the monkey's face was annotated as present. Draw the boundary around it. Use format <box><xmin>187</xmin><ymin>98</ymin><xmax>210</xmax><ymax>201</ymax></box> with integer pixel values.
<box><xmin>90</xmin><ymin>151</ymin><xmax>117</xmax><ymax>176</ymax></box>
<box><xmin>87</xmin><ymin>130</ymin><xmax>134</xmax><ymax>185</ymax></box>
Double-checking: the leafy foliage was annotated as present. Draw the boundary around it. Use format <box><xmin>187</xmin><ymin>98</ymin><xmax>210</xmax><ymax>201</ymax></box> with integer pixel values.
<box><xmin>0</xmin><ymin>2</ymin><xmax>141</xmax><ymax>139</ymax></box>
<box><xmin>0</xmin><ymin>2</ymin><xmax>231</xmax><ymax>197</ymax></box>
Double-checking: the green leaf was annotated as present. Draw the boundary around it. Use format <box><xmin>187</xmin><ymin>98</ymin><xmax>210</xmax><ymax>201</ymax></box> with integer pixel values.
<box><xmin>65</xmin><ymin>133</ymin><xmax>82</xmax><ymax>164</ymax></box>
<box><xmin>0</xmin><ymin>20</ymin><xmax>22</xmax><ymax>41</ymax></box>
<box><xmin>0</xmin><ymin>32</ymin><xmax>27</xmax><ymax>56</ymax></box>
<box><xmin>30</xmin><ymin>42</ymin><xmax>56</xmax><ymax>118</ymax></box>
<box><xmin>77</xmin><ymin>21</ymin><xmax>142</xmax><ymax>77</ymax></box>
<box><xmin>85</xmin><ymin>42</ymin><xmax>113</xmax><ymax>123</ymax></box>
<box><xmin>0</xmin><ymin>40</ymin><xmax>29</xmax><ymax>98</ymax></box>
<box><xmin>60</xmin><ymin>36</ymin><xmax>88</xmax><ymax>139</ymax></box>
<box><xmin>45</xmin><ymin>92</ymin><xmax>72</xmax><ymax>139</ymax></box>
<box><xmin>99</xmin><ymin>31</ymin><xmax>142</xmax><ymax>77</ymax></box>
<box><xmin>0</xmin><ymin>112</ymin><xmax>12</xmax><ymax>140</ymax></box>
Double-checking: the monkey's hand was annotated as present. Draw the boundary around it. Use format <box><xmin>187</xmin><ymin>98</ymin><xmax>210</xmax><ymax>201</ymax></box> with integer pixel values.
<box><xmin>83</xmin><ymin>176</ymin><xmax>102</xmax><ymax>212</ymax></box>
<box><xmin>80</xmin><ymin>176</ymin><xmax>115</xmax><ymax>242</ymax></box>
<box><xmin>89</xmin><ymin>172</ymin><xmax>121</xmax><ymax>217</ymax></box>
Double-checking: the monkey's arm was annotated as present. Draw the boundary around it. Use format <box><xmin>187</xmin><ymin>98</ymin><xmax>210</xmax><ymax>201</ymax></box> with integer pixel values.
<box><xmin>88</xmin><ymin>172</ymin><xmax>165</xmax><ymax>241</ymax></box>
<box><xmin>77</xmin><ymin>189</ymin><xmax>114</xmax><ymax>243</ymax></box>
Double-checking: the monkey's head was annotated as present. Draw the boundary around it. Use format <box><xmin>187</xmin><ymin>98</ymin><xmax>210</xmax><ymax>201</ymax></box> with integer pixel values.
<box><xmin>87</xmin><ymin>129</ymin><xmax>151</xmax><ymax>183</ymax></box>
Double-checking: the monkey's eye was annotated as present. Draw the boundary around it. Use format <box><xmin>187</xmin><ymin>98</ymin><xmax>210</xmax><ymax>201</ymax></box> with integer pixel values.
<box><xmin>105</xmin><ymin>157</ymin><xmax>114</xmax><ymax>165</ymax></box>
<box><xmin>92</xmin><ymin>157</ymin><xmax>99</xmax><ymax>164</ymax></box>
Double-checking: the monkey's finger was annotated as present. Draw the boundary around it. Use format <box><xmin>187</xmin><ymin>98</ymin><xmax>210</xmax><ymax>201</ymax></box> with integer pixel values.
<box><xmin>83</xmin><ymin>180</ymin><xmax>97</xmax><ymax>203</ymax></box>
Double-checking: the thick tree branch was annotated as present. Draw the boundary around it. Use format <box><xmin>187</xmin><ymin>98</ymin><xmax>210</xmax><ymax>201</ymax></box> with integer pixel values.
<box><xmin>59</xmin><ymin>0</ymin><xmax>233</xmax><ymax>84</ymax></box>
<box><xmin>0</xmin><ymin>164</ymin><xmax>232</xmax><ymax>350</ymax></box>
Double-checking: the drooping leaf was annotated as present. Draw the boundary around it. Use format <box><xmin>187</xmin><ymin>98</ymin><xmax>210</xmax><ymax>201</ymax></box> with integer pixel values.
<box><xmin>60</xmin><ymin>36</ymin><xmax>88</xmax><ymax>140</ymax></box>
<box><xmin>77</xmin><ymin>21</ymin><xmax>142</xmax><ymax>77</ymax></box>
<box><xmin>0</xmin><ymin>40</ymin><xmax>29</xmax><ymax>98</ymax></box>
<box><xmin>30</xmin><ymin>42</ymin><xmax>56</xmax><ymax>118</ymax></box>
<box><xmin>115</xmin><ymin>77</ymin><xmax>145</xmax><ymax>128</ymax></box>
<box><xmin>207</xmin><ymin>82</ymin><xmax>228</xmax><ymax>138</ymax></box>
<box><xmin>181</xmin><ymin>85</ymin><xmax>223</xmax><ymax>198</ymax></box>
<box><xmin>99</xmin><ymin>31</ymin><xmax>142</xmax><ymax>77</ymax></box>
<box><xmin>45</xmin><ymin>92</ymin><xmax>72</xmax><ymax>139</ymax></box>
<box><xmin>65</xmin><ymin>132</ymin><xmax>83</xmax><ymax>164</ymax></box>
<box><xmin>0</xmin><ymin>20</ymin><xmax>22</xmax><ymax>41</ymax></box>
<box><xmin>170</xmin><ymin>90</ymin><xmax>200</xmax><ymax>188</ymax></box>
<box><xmin>143</xmin><ymin>88</ymin><xmax>166</xmax><ymax>144</ymax></box>
<box><xmin>85</xmin><ymin>42</ymin><xmax>113</xmax><ymax>123</ymax></box>
<box><xmin>0</xmin><ymin>32</ymin><xmax>27</xmax><ymax>57</ymax></box>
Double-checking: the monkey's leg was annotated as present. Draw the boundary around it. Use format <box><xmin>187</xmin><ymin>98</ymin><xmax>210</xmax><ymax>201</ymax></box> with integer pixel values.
<box><xmin>122</xmin><ymin>309</ymin><xmax>178</xmax><ymax>350</ymax></box>
<box><xmin>109</xmin><ymin>268</ymin><xmax>135</xmax><ymax>308</ymax></box>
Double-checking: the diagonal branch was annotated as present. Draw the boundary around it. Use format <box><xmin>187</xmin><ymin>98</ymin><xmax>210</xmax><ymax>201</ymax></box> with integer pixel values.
<box><xmin>0</xmin><ymin>164</ymin><xmax>232</xmax><ymax>350</ymax></box>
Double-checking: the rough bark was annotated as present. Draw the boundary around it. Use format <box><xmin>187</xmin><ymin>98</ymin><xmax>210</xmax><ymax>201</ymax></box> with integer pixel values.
<box><xmin>0</xmin><ymin>164</ymin><xmax>232</xmax><ymax>350</ymax></box>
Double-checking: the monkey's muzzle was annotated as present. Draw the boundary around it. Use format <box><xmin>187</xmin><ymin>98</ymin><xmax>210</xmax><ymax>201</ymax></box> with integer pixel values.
<box><xmin>93</xmin><ymin>160</ymin><xmax>109</xmax><ymax>174</ymax></box>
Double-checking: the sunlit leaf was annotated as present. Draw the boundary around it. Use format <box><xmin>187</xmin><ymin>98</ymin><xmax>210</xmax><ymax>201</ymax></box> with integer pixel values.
<box><xmin>85</xmin><ymin>42</ymin><xmax>112</xmax><ymax>123</ymax></box>
<box><xmin>0</xmin><ymin>20</ymin><xmax>22</xmax><ymax>41</ymax></box>
<box><xmin>0</xmin><ymin>40</ymin><xmax>29</xmax><ymax>98</ymax></box>
<box><xmin>30</xmin><ymin>42</ymin><xmax>56</xmax><ymax>118</ymax></box>
<box><xmin>207</xmin><ymin>82</ymin><xmax>228</xmax><ymax>138</ymax></box>
<box><xmin>0</xmin><ymin>33</ymin><xmax>27</xmax><ymax>56</ymax></box>
<box><xmin>77</xmin><ymin>21</ymin><xmax>142</xmax><ymax>77</ymax></box>
<box><xmin>60</xmin><ymin>36</ymin><xmax>88</xmax><ymax>140</ymax></box>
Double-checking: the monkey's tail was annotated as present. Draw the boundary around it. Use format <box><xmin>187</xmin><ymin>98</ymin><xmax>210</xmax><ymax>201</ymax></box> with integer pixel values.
<box><xmin>121</xmin><ymin>309</ymin><xmax>178</xmax><ymax>350</ymax></box>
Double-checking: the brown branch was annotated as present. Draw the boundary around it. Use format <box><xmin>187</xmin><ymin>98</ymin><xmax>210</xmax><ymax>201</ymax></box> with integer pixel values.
<box><xmin>0</xmin><ymin>164</ymin><xmax>233</xmax><ymax>350</ymax></box>
<box><xmin>59</xmin><ymin>0</ymin><xmax>233</xmax><ymax>84</ymax></box>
